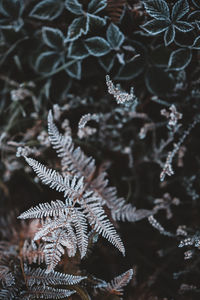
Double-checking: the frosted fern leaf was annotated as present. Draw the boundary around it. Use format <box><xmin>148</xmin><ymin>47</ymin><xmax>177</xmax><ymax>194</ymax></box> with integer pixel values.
<box><xmin>24</xmin><ymin>156</ymin><xmax>84</xmax><ymax>202</ymax></box>
<box><xmin>48</xmin><ymin>110</ymin><xmax>96</xmax><ymax>179</ymax></box>
<box><xmin>106</xmin><ymin>269</ymin><xmax>133</xmax><ymax>297</ymax></box>
<box><xmin>72</xmin><ymin>209</ymin><xmax>88</xmax><ymax>258</ymax></box>
<box><xmin>83</xmin><ymin>197</ymin><xmax>125</xmax><ymax>255</ymax></box>
<box><xmin>18</xmin><ymin>109</ymin><xmax>125</xmax><ymax>271</ymax></box>
<box><xmin>23</xmin><ymin>286</ymin><xmax>75</xmax><ymax>299</ymax></box>
<box><xmin>95</xmin><ymin>268</ymin><xmax>133</xmax><ymax>299</ymax></box>
<box><xmin>24</xmin><ymin>265</ymin><xmax>86</xmax><ymax>287</ymax></box>
<box><xmin>18</xmin><ymin>200</ymin><xmax>68</xmax><ymax>219</ymax></box>
<box><xmin>42</xmin><ymin>228</ymin><xmax>77</xmax><ymax>273</ymax></box>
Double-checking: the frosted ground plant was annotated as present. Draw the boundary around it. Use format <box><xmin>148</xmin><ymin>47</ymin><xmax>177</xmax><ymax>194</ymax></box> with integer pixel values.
<box><xmin>17</xmin><ymin>110</ymin><xmax>126</xmax><ymax>273</ymax></box>
<box><xmin>14</xmin><ymin>109</ymin><xmax>136</xmax><ymax>299</ymax></box>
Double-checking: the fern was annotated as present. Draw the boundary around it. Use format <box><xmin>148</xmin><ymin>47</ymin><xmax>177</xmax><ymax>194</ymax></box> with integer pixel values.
<box><xmin>43</xmin><ymin>228</ymin><xmax>77</xmax><ymax>273</ymax></box>
<box><xmin>83</xmin><ymin>197</ymin><xmax>125</xmax><ymax>255</ymax></box>
<box><xmin>22</xmin><ymin>286</ymin><xmax>75</xmax><ymax>299</ymax></box>
<box><xmin>72</xmin><ymin>208</ymin><xmax>88</xmax><ymax>258</ymax></box>
<box><xmin>48</xmin><ymin>110</ymin><xmax>96</xmax><ymax>180</ymax></box>
<box><xmin>95</xmin><ymin>268</ymin><xmax>133</xmax><ymax>299</ymax></box>
<box><xmin>24</xmin><ymin>265</ymin><xmax>86</xmax><ymax>286</ymax></box>
<box><xmin>106</xmin><ymin>269</ymin><xmax>133</xmax><ymax>296</ymax></box>
<box><xmin>17</xmin><ymin>110</ymin><xmax>125</xmax><ymax>272</ymax></box>
<box><xmin>24</xmin><ymin>157</ymin><xmax>84</xmax><ymax>201</ymax></box>
<box><xmin>18</xmin><ymin>200</ymin><xmax>68</xmax><ymax>219</ymax></box>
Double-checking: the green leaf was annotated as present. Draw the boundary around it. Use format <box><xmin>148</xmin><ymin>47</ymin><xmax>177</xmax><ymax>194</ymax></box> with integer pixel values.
<box><xmin>65</xmin><ymin>60</ymin><xmax>81</xmax><ymax>79</ymax></box>
<box><xmin>35</xmin><ymin>51</ymin><xmax>61</xmax><ymax>73</ymax></box>
<box><xmin>115</xmin><ymin>57</ymin><xmax>145</xmax><ymax>80</ymax></box>
<box><xmin>141</xmin><ymin>19</ymin><xmax>170</xmax><ymax>35</ymax></box>
<box><xmin>145</xmin><ymin>66</ymin><xmax>174</xmax><ymax>95</ymax></box>
<box><xmin>66</xmin><ymin>16</ymin><xmax>89</xmax><ymax>41</ymax></box>
<box><xmin>68</xmin><ymin>40</ymin><xmax>89</xmax><ymax>59</ymax></box>
<box><xmin>187</xmin><ymin>10</ymin><xmax>200</xmax><ymax>23</ymax></box>
<box><xmin>29</xmin><ymin>0</ymin><xmax>64</xmax><ymax>20</ymax></box>
<box><xmin>192</xmin><ymin>0</ymin><xmax>200</xmax><ymax>8</ymax></box>
<box><xmin>84</xmin><ymin>37</ymin><xmax>110</xmax><ymax>57</ymax></box>
<box><xmin>88</xmin><ymin>14</ymin><xmax>106</xmax><ymax>27</ymax></box>
<box><xmin>168</xmin><ymin>48</ymin><xmax>192</xmax><ymax>70</ymax></box>
<box><xmin>191</xmin><ymin>36</ymin><xmax>200</xmax><ymax>49</ymax></box>
<box><xmin>143</xmin><ymin>0</ymin><xmax>170</xmax><ymax>20</ymax></box>
<box><xmin>42</xmin><ymin>27</ymin><xmax>64</xmax><ymax>50</ymax></box>
<box><xmin>65</xmin><ymin>0</ymin><xmax>83</xmax><ymax>15</ymax></box>
<box><xmin>171</xmin><ymin>0</ymin><xmax>189</xmax><ymax>21</ymax></box>
<box><xmin>175</xmin><ymin>21</ymin><xmax>194</xmax><ymax>32</ymax></box>
<box><xmin>98</xmin><ymin>52</ymin><xmax>115</xmax><ymax>71</ymax></box>
<box><xmin>1</xmin><ymin>0</ymin><xmax>24</xmax><ymax>18</ymax></box>
<box><xmin>164</xmin><ymin>25</ymin><xmax>175</xmax><ymax>46</ymax></box>
<box><xmin>106</xmin><ymin>23</ymin><xmax>124</xmax><ymax>49</ymax></box>
<box><xmin>88</xmin><ymin>0</ymin><xmax>107</xmax><ymax>14</ymax></box>
<box><xmin>0</xmin><ymin>18</ymin><xmax>24</xmax><ymax>31</ymax></box>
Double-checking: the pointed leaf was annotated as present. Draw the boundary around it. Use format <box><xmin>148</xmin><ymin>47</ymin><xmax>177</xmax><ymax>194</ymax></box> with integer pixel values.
<box><xmin>88</xmin><ymin>0</ymin><xmax>107</xmax><ymax>14</ymax></box>
<box><xmin>65</xmin><ymin>60</ymin><xmax>82</xmax><ymax>79</ymax></box>
<box><xmin>84</xmin><ymin>37</ymin><xmax>110</xmax><ymax>57</ymax></box>
<box><xmin>68</xmin><ymin>40</ymin><xmax>89</xmax><ymax>59</ymax></box>
<box><xmin>143</xmin><ymin>0</ymin><xmax>170</xmax><ymax>20</ymax></box>
<box><xmin>106</xmin><ymin>23</ymin><xmax>124</xmax><ymax>49</ymax></box>
<box><xmin>171</xmin><ymin>0</ymin><xmax>189</xmax><ymax>21</ymax></box>
<box><xmin>187</xmin><ymin>10</ymin><xmax>200</xmax><ymax>23</ymax></box>
<box><xmin>29</xmin><ymin>0</ymin><xmax>64</xmax><ymax>20</ymax></box>
<box><xmin>42</xmin><ymin>27</ymin><xmax>64</xmax><ymax>50</ymax></box>
<box><xmin>1</xmin><ymin>0</ymin><xmax>24</xmax><ymax>18</ymax></box>
<box><xmin>65</xmin><ymin>0</ymin><xmax>83</xmax><ymax>15</ymax></box>
<box><xmin>35</xmin><ymin>51</ymin><xmax>61</xmax><ymax>74</ymax></box>
<box><xmin>164</xmin><ymin>25</ymin><xmax>175</xmax><ymax>46</ymax></box>
<box><xmin>175</xmin><ymin>21</ymin><xmax>194</xmax><ymax>32</ymax></box>
<box><xmin>191</xmin><ymin>36</ymin><xmax>200</xmax><ymax>49</ymax></box>
<box><xmin>98</xmin><ymin>53</ymin><xmax>115</xmax><ymax>71</ymax></box>
<box><xmin>141</xmin><ymin>19</ymin><xmax>170</xmax><ymax>35</ymax></box>
<box><xmin>192</xmin><ymin>0</ymin><xmax>200</xmax><ymax>8</ymax></box>
<box><xmin>88</xmin><ymin>14</ymin><xmax>106</xmax><ymax>27</ymax></box>
<box><xmin>115</xmin><ymin>56</ymin><xmax>145</xmax><ymax>80</ymax></box>
<box><xmin>168</xmin><ymin>48</ymin><xmax>192</xmax><ymax>70</ymax></box>
<box><xmin>66</xmin><ymin>16</ymin><xmax>89</xmax><ymax>41</ymax></box>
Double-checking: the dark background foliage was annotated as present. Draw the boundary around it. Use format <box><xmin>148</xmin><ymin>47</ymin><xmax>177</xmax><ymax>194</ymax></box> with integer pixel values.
<box><xmin>1</xmin><ymin>0</ymin><xmax>200</xmax><ymax>299</ymax></box>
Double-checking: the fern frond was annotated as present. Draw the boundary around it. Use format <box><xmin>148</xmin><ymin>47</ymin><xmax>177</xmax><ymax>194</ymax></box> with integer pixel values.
<box><xmin>107</xmin><ymin>269</ymin><xmax>133</xmax><ymax>295</ymax></box>
<box><xmin>18</xmin><ymin>200</ymin><xmax>67</xmax><ymax>219</ymax></box>
<box><xmin>48</xmin><ymin>110</ymin><xmax>96</xmax><ymax>179</ymax></box>
<box><xmin>0</xmin><ymin>287</ymin><xmax>18</xmax><ymax>299</ymax></box>
<box><xmin>22</xmin><ymin>240</ymin><xmax>45</xmax><ymax>265</ymax></box>
<box><xmin>110</xmin><ymin>197</ymin><xmax>153</xmax><ymax>222</ymax></box>
<box><xmin>24</xmin><ymin>265</ymin><xmax>86</xmax><ymax>287</ymax></box>
<box><xmin>72</xmin><ymin>209</ymin><xmax>88</xmax><ymax>258</ymax></box>
<box><xmin>42</xmin><ymin>228</ymin><xmax>77</xmax><ymax>273</ymax></box>
<box><xmin>83</xmin><ymin>198</ymin><xmax>125</xmax><ymax>255</ymax></box>
<box><xmin>33</xmin><ymin>217</ymin><xmax>67</xmax><ymax>241</ymax></box>
<box><xmin>23</xmin><ymin>286</ymin><xmax>75</xmax><ymax>299</ymax></box>
<box><xmin>0</xmin><ymin>266</ymin><xmax>15</xmax><ymax>287</ymax></box>
<box><xmin>23</xmin><ymin>156</ymin><xmax>84</xmax><ymax>201</ymax></box>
